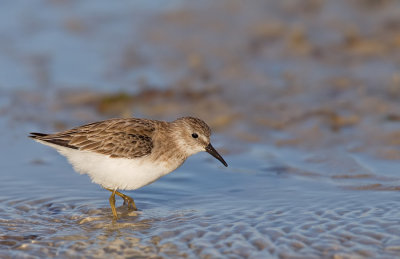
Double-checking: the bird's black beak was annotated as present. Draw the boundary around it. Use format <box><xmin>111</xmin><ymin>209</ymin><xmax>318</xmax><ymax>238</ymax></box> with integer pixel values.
<box><xmin>205</xmin><ymin>143</ymin><xmax>228</xmax><ymax>167</ymax></box>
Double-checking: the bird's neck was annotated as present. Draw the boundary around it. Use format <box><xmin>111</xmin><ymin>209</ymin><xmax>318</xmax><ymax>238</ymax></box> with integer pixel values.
<box><xmin>151</xmin><ymin>123</ymin><xmax>188</xmax><ymax>167</ymax></box>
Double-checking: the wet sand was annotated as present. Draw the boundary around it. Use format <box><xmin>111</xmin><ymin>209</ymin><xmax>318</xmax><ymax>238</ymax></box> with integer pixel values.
<box><xmin>1</xmin><ymin>0</ymin><xmax>400</xmax><ymax>258</ymax></box>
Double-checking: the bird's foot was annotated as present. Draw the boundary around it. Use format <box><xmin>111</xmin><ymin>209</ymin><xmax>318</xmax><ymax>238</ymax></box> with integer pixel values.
<box><xmin>122</xmin><ymin>196</ymin><xmax>137</xmax><ymax>211</ymax></box>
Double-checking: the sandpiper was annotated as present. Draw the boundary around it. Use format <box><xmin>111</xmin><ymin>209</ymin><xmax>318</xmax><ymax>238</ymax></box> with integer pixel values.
<box><xmin>29</xmin><ymin>117</ymin><xmax>227</xmax><ymax>219</ymax></box>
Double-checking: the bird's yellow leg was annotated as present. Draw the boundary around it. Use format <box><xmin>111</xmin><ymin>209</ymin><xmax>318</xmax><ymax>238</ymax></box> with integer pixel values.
<box><xmin>108</xmin><ymin>189</ymin><xmax>118</xmax><ymax>220</ymax></box>
<box><xmin>104</xmin><ymin>188</ymin><xmax>137</xmax><ymax>211</ymax></box>
<box><xmin>115</xmin><ymin>191</ymin><xmax>137</xmax><ymax>211</ymax></box>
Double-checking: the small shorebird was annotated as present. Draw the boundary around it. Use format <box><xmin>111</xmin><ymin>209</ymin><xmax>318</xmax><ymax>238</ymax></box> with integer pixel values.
<box><xmin>29</xmin><ymin>117</ymin><xmax>227</xmax><ymax>219</ymax></box>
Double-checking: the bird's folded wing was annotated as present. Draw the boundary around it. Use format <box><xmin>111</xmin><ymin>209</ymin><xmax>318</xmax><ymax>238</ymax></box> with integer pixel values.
<box><xmin>32</xmin><ymin>119</ymin><xmax>155</xmax><ymax>159</ymax></box>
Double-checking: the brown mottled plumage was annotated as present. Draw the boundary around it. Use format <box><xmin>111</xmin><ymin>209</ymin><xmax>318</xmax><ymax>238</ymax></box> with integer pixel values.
<box><xmin>31</xmin><ymin>118</ymin><xmax>156</xmax><ymax>159</ymax></box>
<box><xmin>29</xmin><ymin>117</ymin><xmax>227</xmax><ymax>220</ymax></box>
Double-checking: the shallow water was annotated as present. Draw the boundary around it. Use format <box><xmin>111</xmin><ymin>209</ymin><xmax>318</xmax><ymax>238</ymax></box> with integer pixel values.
<box><xmin>2</xmin><ymin>0</ymin><xmax>400</xmax><ymax>258</ymax></box>
<box><xmin>3</xmin><ymin>135</ymin><xmax>400</xmax><ymax>258</ymax></box>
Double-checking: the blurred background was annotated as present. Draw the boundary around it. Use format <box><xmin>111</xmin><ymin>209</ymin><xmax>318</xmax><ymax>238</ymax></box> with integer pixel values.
<box><xmin>1</xmin><ymin>0</ymin><xmax>400</xmax><ymax>258</ymax></box>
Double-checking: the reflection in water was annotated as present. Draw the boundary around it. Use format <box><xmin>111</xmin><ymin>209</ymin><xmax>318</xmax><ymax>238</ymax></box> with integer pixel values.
<box><xmin>2</xmin><ymin>186</ymin><xmax>400</xmax><ymax>258</ymax></box>
<box><xmin>2</xmin><ymin>144</ymin><xmax>400</xmax><ymax>257</ymax></box>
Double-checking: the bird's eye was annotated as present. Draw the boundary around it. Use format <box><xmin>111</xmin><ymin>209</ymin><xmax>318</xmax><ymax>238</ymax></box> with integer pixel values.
<box><xmin>192</xmin><ymin>133</ymin><xmax>198</xmax><ymax>138</ymax></box>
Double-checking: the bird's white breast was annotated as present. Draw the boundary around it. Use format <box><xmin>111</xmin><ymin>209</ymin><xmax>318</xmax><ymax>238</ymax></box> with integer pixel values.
<box><xmin>39</xmin><ymin>140</ymin><xmax>178</xmax><ymax>190</ymax></box>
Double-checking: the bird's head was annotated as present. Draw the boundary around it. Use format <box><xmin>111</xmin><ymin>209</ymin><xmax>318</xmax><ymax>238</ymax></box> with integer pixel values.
<box><xmin>171</xmin><ymin>117</ymin><xmax>228</xmax><ymax>167</ymax></box>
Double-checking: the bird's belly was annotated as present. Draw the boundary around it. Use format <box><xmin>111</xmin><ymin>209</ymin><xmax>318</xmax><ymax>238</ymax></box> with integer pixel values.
<box><xmin>57</xmin><ymin>148</ymin><xmax>176</xmax><ymax>190</ymax></box>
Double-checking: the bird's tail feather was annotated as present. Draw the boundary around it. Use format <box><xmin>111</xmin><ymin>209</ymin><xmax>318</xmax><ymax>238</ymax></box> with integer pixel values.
<box><xmin>29</xmin><ymin>132</ymin><xmax>48</xmax><ymax>139</ymax></box>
